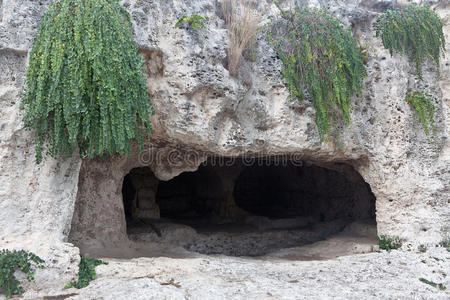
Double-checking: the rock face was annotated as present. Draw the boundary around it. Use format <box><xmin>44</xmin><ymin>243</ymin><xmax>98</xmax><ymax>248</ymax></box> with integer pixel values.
<box><xmin>0</xmin><ymin>0</ymin><xmax>449</xmax><ymax>294</ymax></box>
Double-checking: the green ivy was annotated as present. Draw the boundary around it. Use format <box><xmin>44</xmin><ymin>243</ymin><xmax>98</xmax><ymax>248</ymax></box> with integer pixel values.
<box><xmin>22</xmin><ymin>0</ymin><xmax>152</xmax><ymax>164</ymax></box>
<box><xmin>405</xmin><ymin>91</ymin><xmax>435</xmax><ymax>137</ymax></box>
<box><xmin>376</xmin><ymin>5</ymin><xmax>445</xmax><ymax>79</ymax></box>
<box><xmin>0</xmin><ymin>249</ymin><xmax>44</xmax><ymax>299</ymax></box>
<box><xmin>175</xmin><ymin>15</ymin><xmax>209</xmax><ymax>30</ymax></box>
<box><xmin>65</xmin><ymin>256</ymin><xmax>108</xmax><ymax>289</ymax></box>
<box><xmin>267</xmin><ymin>6</ymin><xmax>366</xmax><ymax>142</ymax></box>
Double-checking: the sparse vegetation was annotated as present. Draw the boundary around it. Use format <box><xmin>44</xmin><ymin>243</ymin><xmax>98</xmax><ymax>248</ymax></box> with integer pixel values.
<box><xmin>441</xmin><ymin>236</ymin><xmax>450</xmax><ymax>249</ymax></box>
<box><xmin>0</xmin><ymin>249</ymin><xmax>44</xmax><ymax>299</ymax></box>
<box><xmin>376</xmin><ymin>5</ymin><xmax>445</xmax><ymax>79</ymax></box>
<box><xmin>418</xmin><ymin>244</ymin><xmax>427</xmax><ymax>253</ymax></box>
<box><xmin>267</xmin><ymin>5</ymin><xmax>366</xmax><ymax>142</ymax></box>
<box><xmin>378</xmin><ymin>235</ymin><xmax>402</xmax><ymax>250</ymax></box>
<box><xmin>405</xmin><ymin>91</ymin><xmax>435</xmax><ymax>137</ymax></box>
<box><xmin>65</xmin><ymin>256</ymin><xmax>108</xmax><ymax>289</ymax></box>
<box><xmin>22</xmin><ymin>0</ymin><xmax>152</xmax><ymax>164</ymax></box>
<box><xmin>221</xmin><ymin>0</ymin><xmax>261</xmax><ymax>76</ymax></box>
<box><xmin>175</xmin><ymin>15</ymin><xmax>209</xmax><ymax>30</ymax></box>
<box><xmin>419</xmin><ymin>278</ymin><xmax>447</xmax><ymax>291</ymax></box>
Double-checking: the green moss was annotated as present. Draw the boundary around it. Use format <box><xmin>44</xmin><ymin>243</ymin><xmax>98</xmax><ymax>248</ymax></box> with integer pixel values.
<box><xmin>65</xmin><ymin>256</ymin><xmax>107</xmax><ymax>289</ymax></box>
<box><xmin>22</xmin><ymin>0</ymin><xmax>152</xmax><ymax>164</ymax></box>
<box><xmin>175</xmin><ymin>15</ymin><xmax>209</xmax><ymax>30</ymax></box>
<box><xmin>267</xmin><ymin>6</ymin><xmax>366</xmax><ymax>142</ymax></box>
<box><xmin>376</xmin><ymin>5</ymin><xmax>445</xmax><ymax>79</ymax></box>
<box><xmin>0</xmin><ymin>249</ymin><xmax>44</xmax><ymax>299</ymax></box>
<box><xmin>405</xmin><ymin>91</ymin><xmax>435</xmax><ymax>137</ymax></box>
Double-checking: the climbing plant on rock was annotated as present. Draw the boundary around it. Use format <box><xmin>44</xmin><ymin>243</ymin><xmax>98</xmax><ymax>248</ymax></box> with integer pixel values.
<box><xmin>376</xmin><ymin>5</ymin><xmax>445</xmax><ymax>79</ymax></box>
<box><xmin>267</xmin><ymin>6</ymin><xmax>366</xmax><ymax>142</ymax></box>
<box><xmin>22</xmin><ymin>0</ymin><xmax>152</xmax><ymax>164</ymax></box>
<box><xmin>0</xmin><ymin>249</ymin><xmax>44</xmax><ymax>299</ymax></box>
<box><xmin>65</xmin><ymin>256</ymin><xmax>107</xmax><ymax>289</ymax></box>
<box><xmin>405</xmin><ymin>90</ymin><xmax>435</xmax><ymax>137</ymax></box>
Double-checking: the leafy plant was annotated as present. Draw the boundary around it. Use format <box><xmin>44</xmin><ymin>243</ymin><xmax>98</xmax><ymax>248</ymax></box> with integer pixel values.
<box><xmin>418</xmin><ymin>244</ymin><xmax>427</xmax><ymax>253</ymax></box>
<box><xmin>65</xmin><ymin>256</ymin><xmax>107</xmax><ymax>289</ymax></box>
<box><xmin>175</xmin><ymin>15</ymin><xmax>209</xmax><ymax>30</ymax></box>
<box><xmin>22</xmin><ymin>0</ymin><xmax>152</xmax><ymax>164</ymax></box>
<box><xmin>419</xmin><ymin>278</ymin><xmax>447</xmax><ymax>291</ymax></box>
<box><xmin>221</xmin><ymin>0</ymin><xmax>261</xmax><ymax>76</ymax></box>
<box><xmin>378</xmin><ymin>235</ymin><xmax>402</xmax><ymax>250</ymax></box>
<box><xmin>267</xmin><ymin>5</ymin><xmax>366</xmax><ymax>142</ymax></box>
<box><xmin>376</xmin><ymin>5</ymin><xmax>445</xmax><ymax>79</ymax></box>
<box><xmin>0</xmin><ymin>249</ymin><xmax>44</xmax><ymax>299</ymax></box>
<box><xmin>405</xmin><ymin>91</ymin><xmax>435</xmax><ymax>137</ymax></box>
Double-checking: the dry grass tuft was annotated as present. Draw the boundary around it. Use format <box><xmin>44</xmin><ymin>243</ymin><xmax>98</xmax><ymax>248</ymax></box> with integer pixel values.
<box><xmin>221</xmin><ymin>0</ymin><xmax>261</xmax><ymax>76</ymax></box>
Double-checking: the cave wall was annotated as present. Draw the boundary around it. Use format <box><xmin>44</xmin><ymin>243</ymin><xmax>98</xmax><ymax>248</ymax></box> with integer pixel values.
<box><xmin>233</xmin><ymin>163</ymin><xmax>375</xmax><ymax>221</ymax></box>
<box><xmin>0</xmin><ymin>0</ymin><xmax>448</xmax><ymax>290</ymax></box>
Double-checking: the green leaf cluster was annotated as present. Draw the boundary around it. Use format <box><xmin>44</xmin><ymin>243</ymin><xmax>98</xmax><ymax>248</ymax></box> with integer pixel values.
<box><xmin>175</xmin><ymin>15</ymin><xmax>209</xmax><ymax>30</ymax></box>
<box><xmin>378</xmin><ymin>234</ymin><xmax>402</xmax><ymax>251</ymax></box>
<box><xmin>65</xmin><ymin>256</ymin><xmax>107</xmax><ymax>289</ymax></box>
<box><xmin>267</xmin><ymin>7</ymin><xmax>366</xmax><ymax>141</ymax></box>
<box><xmin>376</xmin><ymin>5</ymin><xmax>445</xmax><ymax>79</ymax></box>
<box><xmin>0</xmin><ymin>249</ymin><xmax>44</xmax><ymax>299</ymax></box>
<box><xmin>22</xmin><ymin>0</ymin><xmax>152</xmax><ymax>164</ymax></box>
<box><xmin>405</xmin><ymin>91</ymin><xmax>435</xmax><ymax>137</ymax></box>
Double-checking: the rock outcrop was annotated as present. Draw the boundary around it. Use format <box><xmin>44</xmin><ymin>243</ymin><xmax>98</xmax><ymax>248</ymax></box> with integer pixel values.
<box><xmin>0</xmin><ymin>0</ymin><xmax>448</xmax><ymax>294</ymax></box>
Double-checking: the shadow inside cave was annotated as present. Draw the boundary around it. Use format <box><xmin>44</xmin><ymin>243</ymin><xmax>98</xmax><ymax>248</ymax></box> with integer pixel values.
<box><xmin>109</xmin><ymin>158</ymin><xmax>378</xmax><ymax>259</ymax></box>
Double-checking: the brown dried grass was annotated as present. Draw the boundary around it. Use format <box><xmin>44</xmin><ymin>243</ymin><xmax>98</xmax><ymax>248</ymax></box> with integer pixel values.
<box><xmin>221</xmin><ymin>0</ymin><xmax>261</xmax><ymax>76</ymax></box>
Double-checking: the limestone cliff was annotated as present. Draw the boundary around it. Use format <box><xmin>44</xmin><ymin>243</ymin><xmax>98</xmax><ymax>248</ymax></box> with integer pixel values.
<box><xmin>0</xmin><ymin>0</ymin><xmax>449</xmax><ymax>293</ymax></box>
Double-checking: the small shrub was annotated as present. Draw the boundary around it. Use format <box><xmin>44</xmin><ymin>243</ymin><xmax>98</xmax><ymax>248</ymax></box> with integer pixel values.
<box><xmin>65</xmin><ymin>256</ymin><xmax>108</xmax><ymax>289</ymax></box>
<box><xmin>378</xmin><ymin>235</ymin><xmax>402</xmax><ymax>250</ymax></box>
<box><xmin>440</xmin><ymin>236</ymin><xmax>450</xmax><ymax>249</ymax></box>
<box><xmin>0</xmin><ymin>249</ymin><xmax>44</xmax><ymax>299</ymax></box>
<box><xmin>405</xmin><ymin>90</ymin><xmax>435</xmax><ymax>137</ymax></box>
<box><xmin>221</xmin><ymin>0</ymin><xmax>261</xmax><ymax>76</ymax></box>
<box><xmin>174</xmin><ymin>15</ymin><xmax>209</xmax><ymax>30</ymax></box>
<box><xmin>418</xmin><ymin>244</ymin><xmax>427</xmax><ymax>253</ymax></box>
<box><xmin>419</xmin><ymin>278</ymin><xmax>447</xmax><ymax>291</ymax></box>
<box><xmin>267</xmin><ymin>5</ymin><xmax>366</xmax><ymax>142</ymax></box>
<box><xmin>22</xmin><ymin>0</ymin><xmax>152</xmax><ymax>164</ymax></box>
<box><xmin>376</xmin><ymin>5</ymin><xmax>445</xmax><ymax>79</ymax></box>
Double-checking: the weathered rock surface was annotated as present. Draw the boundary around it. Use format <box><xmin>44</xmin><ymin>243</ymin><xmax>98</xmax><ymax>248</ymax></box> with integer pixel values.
<box><xmin>0</xmin><ymin>0</ymin><xmax>449</xmax><ymax>297</ymax></box>
<box><xmin>22</xmin><ymin>247</ymin><xmax>450</xmax><ymax>300</ymax></box>
<box><xmin>69</xmin><ymin>0</ymin><xmax>449</xmax><ymax>250</ymax></box>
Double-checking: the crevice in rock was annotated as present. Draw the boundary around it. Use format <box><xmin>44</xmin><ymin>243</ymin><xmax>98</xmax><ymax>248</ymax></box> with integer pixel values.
<box><xmin>139</xmin><ymin>48</ymin><xmax>164</xmax><ymax>78</ymax></box>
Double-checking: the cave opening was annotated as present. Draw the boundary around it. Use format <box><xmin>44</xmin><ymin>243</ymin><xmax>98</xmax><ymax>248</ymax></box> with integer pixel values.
<box><xmin>122</xmin><ymin>159</ymin><xmax>377</xmax><ymax>258</ymax></box>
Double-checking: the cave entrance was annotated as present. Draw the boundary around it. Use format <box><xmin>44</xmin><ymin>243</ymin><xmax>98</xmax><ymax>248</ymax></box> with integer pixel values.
<box><xmin>122</xmin><ymin>159</ymin><xmax>377</xmax><ymax>258</ymax></box>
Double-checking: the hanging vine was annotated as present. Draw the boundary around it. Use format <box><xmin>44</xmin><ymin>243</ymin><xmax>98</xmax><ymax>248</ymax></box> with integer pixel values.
<box><xmin>405</xmin><ymin>90</ymin><xmax>435</xmax><ymax>137</ymax></box>
<box><xmin>267</xmin><ymin>6</ymin><xmax>366</xmax><ymax>142</ymax></box>
<box><xmin>376</xmin><ymin>5</ymin><xmax>445</xmax><ymax>79</ymax></box>
<box><xmin>22</xmin><ymin>0</ymin><xmax>152</xmax><ymax>163</ymax></box>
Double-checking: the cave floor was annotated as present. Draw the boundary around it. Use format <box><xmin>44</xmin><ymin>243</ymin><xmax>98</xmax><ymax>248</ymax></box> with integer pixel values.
<box><xmin>74</xmin><ymin>219</ymin><xmax>377</xmax><ymax>259</ymax></box>
<box><xmin>125</xmin><ymin>218</ymin><xmax>378</xmax><ymax>258</ymax></box>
